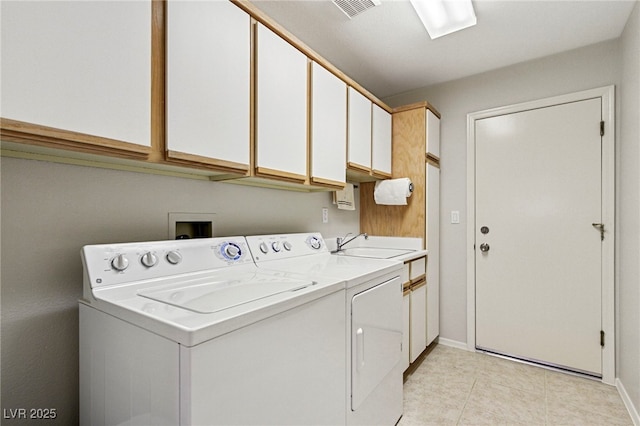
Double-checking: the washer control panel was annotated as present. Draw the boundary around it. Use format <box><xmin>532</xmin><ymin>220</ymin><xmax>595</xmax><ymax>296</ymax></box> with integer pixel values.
<box><xmin>82</xmin><ymin>237</ymin><xmax>251</xmax><ymax>289</ymax></box>
<box><xmin>246</xmin><ymin>233</ymin><xmax>327</xmax><ymax>263</ymax></box>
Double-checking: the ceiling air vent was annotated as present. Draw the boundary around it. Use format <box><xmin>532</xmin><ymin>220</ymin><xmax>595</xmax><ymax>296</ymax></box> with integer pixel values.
<box><xmin>333</xmin><ymin>0</ymin><xmax>381</xmax><ymax>19</ymax></box>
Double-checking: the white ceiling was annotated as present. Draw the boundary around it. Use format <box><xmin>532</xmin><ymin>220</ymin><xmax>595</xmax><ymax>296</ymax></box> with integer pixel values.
<box><xmin>251</xmin><ymin>0</ymin><xmax>637</xmax><ymax>99</ymax></box>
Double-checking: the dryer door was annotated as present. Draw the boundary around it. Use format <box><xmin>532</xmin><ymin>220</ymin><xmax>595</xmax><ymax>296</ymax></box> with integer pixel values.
<box><xmin>351</xmin><ymin>276</ymin><xmax>402</xmax><ymax>410</ymax></box>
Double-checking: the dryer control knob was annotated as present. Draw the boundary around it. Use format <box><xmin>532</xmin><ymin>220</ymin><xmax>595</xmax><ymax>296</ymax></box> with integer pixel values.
<box><xmin>141</xmin><ymin>252</ymin><xmax>158</xmax><ymax>267</ymax></box>
<box><xmin>272</xmin><ymin>242</ymin><xmax>281</xmax><ymax>252</ymax></box>
<box><xmin>283</xmin><ymin>241</ymin><xmax>292</xmax><ymax>251</ymax></box>
<box><xmin>166</xmin><ymin>251</ymin><xmax>182</xmax><ymax>265</ymax></box>
<box><xmin>259</xmin><ymin>242</ymin><xmax>269</xmax><ymax>254</ymax></box>
<box><xmin>111</xmin><ymin>254</ymin><xmax>129</xmax><ymax>271</ymax></box>
<box><xmin>308</xmin><ymin>236</ymin><xmax>321</xmax><ymax>250</ymax></box>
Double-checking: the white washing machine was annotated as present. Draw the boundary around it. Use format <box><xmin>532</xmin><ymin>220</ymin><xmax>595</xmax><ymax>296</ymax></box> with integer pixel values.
<box><xmin>246</xmin><ymin>233</ymin><xmax>404</xmax><ymax>426</ymax></box>
<box><xmin>79</xmin><ymin>236</ymin><xmax>346</xmax><ymax>425</ymax></box>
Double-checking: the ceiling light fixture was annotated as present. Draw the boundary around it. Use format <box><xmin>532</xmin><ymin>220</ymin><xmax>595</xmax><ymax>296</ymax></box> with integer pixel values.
<box><xmin>409</xmin><ymin>0</ymin><xmax>477</xmax><ymax>39</ymax></box>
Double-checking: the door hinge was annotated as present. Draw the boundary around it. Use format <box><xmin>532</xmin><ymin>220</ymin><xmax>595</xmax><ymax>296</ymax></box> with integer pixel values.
<box><xmin>592</xmin><ymin>223</ymin><xmax>605</xmax><ymax>241</ymax></box>
<box><xmin>600</xmin><ymin>121</ymin><xmax>605</xmax><ymax>136</ymax></box>
<box><xmin>600</xmin><ymin>330</ymin><xmax>605</xmax><ymax>347</ymax></box>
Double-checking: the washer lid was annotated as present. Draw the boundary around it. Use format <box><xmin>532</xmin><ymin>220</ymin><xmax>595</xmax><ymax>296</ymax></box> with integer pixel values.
<box><xmin>138</xmin><ymin>272</ymin><xmax>315</xmax><ymax>314</ymax></box>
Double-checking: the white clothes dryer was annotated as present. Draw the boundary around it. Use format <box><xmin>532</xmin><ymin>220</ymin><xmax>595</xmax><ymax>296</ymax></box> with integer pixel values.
<box><xmin>246</xmin><ymin>233</ymin><xmax>404</xmax><ymax>426</ymax></box>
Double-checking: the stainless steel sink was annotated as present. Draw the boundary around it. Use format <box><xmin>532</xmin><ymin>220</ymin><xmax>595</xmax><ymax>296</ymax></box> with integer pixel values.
<box><xmin>335</xmin><ymin>247</ymin><xmax>415</xmax><ymax>259</ymax></box>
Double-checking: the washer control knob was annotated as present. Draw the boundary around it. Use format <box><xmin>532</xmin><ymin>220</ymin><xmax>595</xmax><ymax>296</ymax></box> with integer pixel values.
<box><xmin>259</xmin><ymin>242</ymin><xmax>269</xmax><ymax>254</ymax></box>
<box><xmin>272</xmin><ymin>242</ymin><xmax>281</xmax><ymax>252</ymax></box>
<box><xmin>166</xmin><ymin>250</ymin><xmax>182</xmax><ymax>265</ymax></box>
<box><xmin>111</xmin><ymin>254</ymin><xmax>129</xmax><ymax>271</ymax></box>
<box><xmin>141</xmin><ymin>252</ymin><xmax>158</xmax><ymax>267</ymax></box>
<box><xmin>283</xmin><ymin>241</ymin><xmax>292</xmax><ymax>251</ymax></box>
<box><xmin>223</xmin><ymin>242</ymin><xmax>241</xmax><ymax>259</ymax></box>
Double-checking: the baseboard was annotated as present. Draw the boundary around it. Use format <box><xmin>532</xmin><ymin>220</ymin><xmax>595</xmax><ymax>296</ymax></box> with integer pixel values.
<box><xmin>436</xmin><ymin>337</ymin><xmax>469</xmax><ymax>351</ymax></box>
<box><xmin>617</xmin><ymin>378</ymin><xmax>640</xmax><ymax>426</ymax></box>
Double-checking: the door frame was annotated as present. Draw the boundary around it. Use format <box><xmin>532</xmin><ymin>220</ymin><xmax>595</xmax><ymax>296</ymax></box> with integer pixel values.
<box><xmin>466</xmin><ymin>86</ymin><xmax>615</xmax><ymax>384</ymax></box>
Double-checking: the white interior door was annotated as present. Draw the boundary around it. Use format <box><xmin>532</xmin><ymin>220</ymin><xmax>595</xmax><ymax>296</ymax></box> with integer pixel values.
<box><xmin>475</xmin><ymin>98</ymin><xmax>603</xmax><ymax>376</ymax></box>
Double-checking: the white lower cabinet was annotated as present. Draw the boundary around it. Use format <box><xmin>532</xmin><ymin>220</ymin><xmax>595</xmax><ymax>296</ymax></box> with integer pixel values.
<box><xmin>401</xmin><ymin>288</ymin><xmax>411</xmax><ymax>371</ymax></box>
<box><xmin>409</xmin><ymin>281</ymin><xmax>427</xmax><ymax>363</ymax></box>
<box><xmin>401</xmin><ymin>256</ymin><xmax>428</xmax><ymax>370</ymax></box>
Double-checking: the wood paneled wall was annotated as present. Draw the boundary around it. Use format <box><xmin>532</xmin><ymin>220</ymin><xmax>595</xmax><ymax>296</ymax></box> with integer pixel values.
<box><xmin>360</xmin><ymin>105</ymin><xmax>427</xmax><ymax>243</ymax></box>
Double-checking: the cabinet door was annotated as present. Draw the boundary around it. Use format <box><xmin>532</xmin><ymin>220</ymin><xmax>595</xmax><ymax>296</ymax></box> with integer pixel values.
<box><xmin>166</xmin><ymin>1</ymin><xmax>250</xmax><ymax>173</ymax></box>
<box><xmin>426</xmin><ymin>109</ymin><xmax>440</xmax><ymax>158</ymax></box>
<box><xmin>1</xmin><ymin>1</ymin><xmax>151</xmax><ymax>148</ymax></box>
<box><xmin>409</xmin><ymin>281</ymin><xmax>427</xmax><ymax>362</ymax></box>
<box><xmin>372</xmin><ymin>104</ymin><xmax>392</xmax><ymax>177</ymax></box>
<box><xmin>426</xmin><ymin>163</ymin><xmax>440</xmax><ymax>345</ymax></box>
<box><xmin>347</xmin><ymin>87</ymin><xmax>372</xmax><ymax>173</ymax></box>
<box><xmin>255</xmin><ymin>23</ymin><xmax>308</xmax><ymax>183</ymax></box>
<box><xmin>310</xmin><ymin>62</ymin><xmax>347</xmax><ymax>187</ymax></box>
<box><xmin>402</xmin><ymin>290</ymin><xmax>411</xmax><ymax>371</ymax></box>
<box><xmin>351</xmin><ymin>277</ymin><xmax>402</xmax><ymax>411</ymax></box>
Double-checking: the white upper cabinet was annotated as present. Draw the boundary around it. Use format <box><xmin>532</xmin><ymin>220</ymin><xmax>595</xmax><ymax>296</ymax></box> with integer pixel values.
<box><xmin>347</xmin><ymin>87</ymin><xmax>372</xmax><ymax>173</ymax></box>
<box><xmin>372</xmin><ymin>104</ymin><xmax>392</xmax><ymax>177</ymax></box>
<box><xmin>310</xmin><ymin>62</ymin><xmax>347</xmax><ymax>187</ymax></box>
<box><xmin>255</xmin><ymin>23</ymin><xmax>308</xmax><ymax>182</ymax></box>
<box><xmin>0</xmin><ymin>1</ymin><xmax>151</xmax><ymax>147</ymax></box>
<box><xmin>426</xmin><ymin>109</ymin><xmax>441</xmax><ymax>158</ymax></box>
<box><xmin>166</xmin><ymin>0</ymin><xmax>250</xmax><ymax>172</ymax></box>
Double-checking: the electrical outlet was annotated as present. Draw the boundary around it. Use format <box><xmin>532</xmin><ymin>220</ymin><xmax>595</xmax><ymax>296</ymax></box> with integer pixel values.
<box><xmin>322</xmin><ymin>208</ymin><xmax>329</xmax><ymax>224</ymax></box>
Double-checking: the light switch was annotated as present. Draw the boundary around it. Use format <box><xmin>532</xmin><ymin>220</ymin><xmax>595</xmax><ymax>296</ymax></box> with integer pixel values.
<box><xmin>451</xmin><ymin>210</ymin><xmax>460</xmax><ymax>224</ymax></box>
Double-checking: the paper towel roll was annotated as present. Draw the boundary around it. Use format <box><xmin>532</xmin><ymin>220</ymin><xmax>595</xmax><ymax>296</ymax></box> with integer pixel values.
<box><xmin>374</xmin><ymin>178</ymin><xmax>413</xmax><ymax>205</ymax></box>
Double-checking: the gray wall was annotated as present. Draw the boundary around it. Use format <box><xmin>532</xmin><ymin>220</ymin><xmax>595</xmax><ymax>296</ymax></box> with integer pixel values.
<box><xmin>0</xmin><ymin>157</ymin><xmax>359</xmax><ymax>424</ymax></box>
<box><xmin>618</xmin><ymin>0</ymin><xmax>640</xmax><ymax>414</ymax></box>
<box><xmin>385</xmin><ymin>18</ymin><xmax>639</xmax><ymax>419</ymax></box>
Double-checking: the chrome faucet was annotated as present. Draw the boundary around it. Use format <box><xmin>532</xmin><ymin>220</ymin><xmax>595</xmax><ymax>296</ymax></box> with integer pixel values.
<box><xmin>332</xmin><ymin>232</ymin><xmax>368</xmax><ymax>253</ymax></box>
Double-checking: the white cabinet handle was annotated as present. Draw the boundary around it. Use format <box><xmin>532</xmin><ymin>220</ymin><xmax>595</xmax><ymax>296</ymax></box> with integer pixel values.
<box><xmin>356</xmin><ymin>327</ymin><xmax>365</xmax><ymax>370</ymax></box>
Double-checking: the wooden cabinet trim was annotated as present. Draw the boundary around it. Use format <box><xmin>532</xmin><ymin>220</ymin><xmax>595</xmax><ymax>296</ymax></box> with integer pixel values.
<box><xmin>410</xmin><ymin>275</ymin><xmax>427</xmax><ymax>285</ymax></box>
<box><xmin>255</xmin><ymin>166</ymin><xmax>307</xmax><ymax>184</ymax></box>
<box><xmin>166</xmin><ymin>151</ymin><xmax>250</xmax><ymax>174</ymax></box>
<box><xmin>151</xmin><ymin>0</ymin><xmax>165</xmax><ymax>162</ymax></box>
<box><xmin>0</xmin><ymin>118</ymin><xmax>151</xmax><ymax>160</ymax></box>
<box><xmin>392</xmin><ymin>101</ymin><xmax>441</xmax><ymax>119</ymax></box>
<box><xmin>347</xmin><ymin>161</ymin><xmax>371</xmax><ymax>174</ymax></box>
<box><xmin>410</xmin><ymin>278</ymin><xmax>427</xmax><ymax>290</ymax></box>
<box><xmin>371</xmin><ymin>169</ymin><xmax>392</xmax><ymax>179</ymax></box>
<box><xmin>310</xmin><ymin>177</ymin><xmax>346</xmax><ymax>190</ymax></box>
<box><xmin>426</xmin><ymin>153</ymin><xmax>440</xmax><ymax>167</ymax></box>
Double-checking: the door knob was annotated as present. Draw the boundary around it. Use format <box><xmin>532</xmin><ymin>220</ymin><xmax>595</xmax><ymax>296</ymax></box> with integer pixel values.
<box><xmin>479</xmin><ymin>243</ymin><xmax>490</xmax><ymax>252</ymax></box>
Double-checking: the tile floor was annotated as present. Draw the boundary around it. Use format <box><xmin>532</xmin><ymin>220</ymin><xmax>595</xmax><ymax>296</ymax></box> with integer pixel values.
<box><xmin>399</xmin><ymin>344</ymin><xmax>633</xmax><ymax>425</ymax></box>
